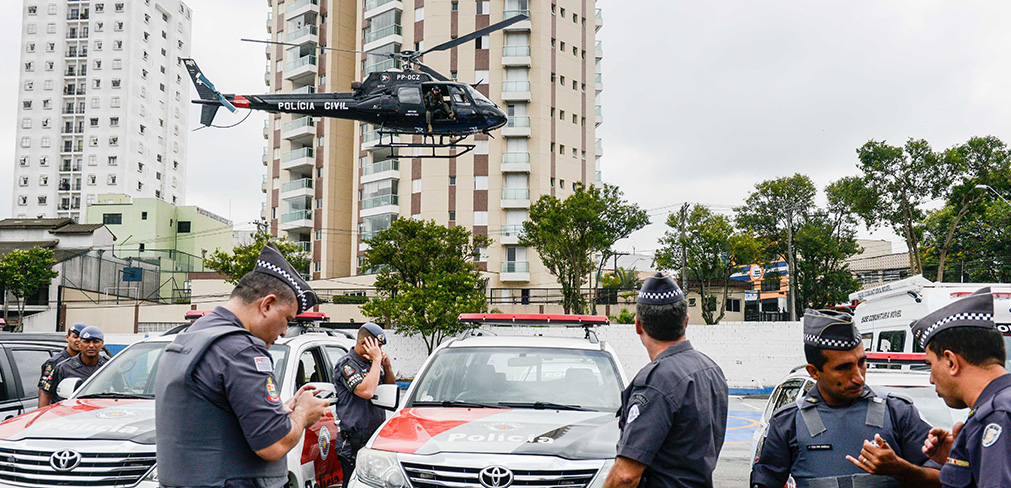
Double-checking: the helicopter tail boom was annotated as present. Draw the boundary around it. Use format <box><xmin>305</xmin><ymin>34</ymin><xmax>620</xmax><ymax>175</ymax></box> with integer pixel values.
<box><xmin>182</xmin><ymin>58</ymin><xmax>237</xmax><ymax>126</ymax></box>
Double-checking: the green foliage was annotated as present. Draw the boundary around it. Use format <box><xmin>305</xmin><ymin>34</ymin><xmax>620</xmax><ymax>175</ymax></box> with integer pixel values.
<box><xmin>0</xmin><ymin>247</ymin><xmax>59</xmax><ymax>330</ymax></box>
<box><xmin>521</xmin><ymin>183</ymin><xmax>648</xmax><ymax>314</ymax></box>
<box><xmin>655</xmin><ymin>204</ymin><xmax>766</xmax><ymax>324</ymax></box>
<box><xmin>332</xmin><ymin>294</ymin><xmax>369</xmax><ymax>304</ymax></box>
<box><xmin>792</xmin><ymin>211</ymin><xmax>862</xmax><ymax>309</ymax></box>
<box><xmin>600</xmin><ymin>267</ymin><xmax>641</xmax><ymax>290</ymax></box>
<box><xmin>204</xmin><ymin>230</ymin><xmax>310</xmax><ymax>284</ymax></box>
<box><xmin>921</xmin><ymin>198</ymin><xmax>1011</xmax><ymax>283</ymax></box>
<box><xmin>360</xmin><ymin>219</ymin><xmax>490</xmax><ymax>353</ymax></box>
<box><xmin>609</xmin><ymin>308</ymin><xmax>635</xmax><ymax>325</ymax></box>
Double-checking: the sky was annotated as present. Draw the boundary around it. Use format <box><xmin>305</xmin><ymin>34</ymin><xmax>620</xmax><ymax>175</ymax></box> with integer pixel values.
<box><xmin>4</xmin><ymin>1</ymin><xmax>1011</xmax><ymax>257</ymax></box>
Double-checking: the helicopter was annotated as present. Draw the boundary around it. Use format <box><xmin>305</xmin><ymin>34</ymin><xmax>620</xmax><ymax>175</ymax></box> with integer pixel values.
<box><xmin>183</xmin><ymin>14</ymin><xmax>528</xmax><ymax>157</ymax></box>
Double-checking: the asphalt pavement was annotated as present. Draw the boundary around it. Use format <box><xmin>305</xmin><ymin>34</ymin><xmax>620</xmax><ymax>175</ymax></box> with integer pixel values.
<box><xmin>713</xmin><ymin>395</ymin><xmax>768</xmax><ymax>486</ymax></box>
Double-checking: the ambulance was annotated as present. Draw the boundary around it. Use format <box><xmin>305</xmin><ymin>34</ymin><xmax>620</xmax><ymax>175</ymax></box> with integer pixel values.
<box><xmin>849</xmin><ymin>275</ymin><xmax>1011</xmax><ymax>367</ymax></box>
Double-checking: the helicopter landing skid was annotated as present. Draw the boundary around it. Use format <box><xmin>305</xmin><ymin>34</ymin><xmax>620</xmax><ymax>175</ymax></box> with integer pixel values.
<box><xmin>376</xmin><ymin>131</ymin><xmax>476</xmax><ymax>159</ymax></box>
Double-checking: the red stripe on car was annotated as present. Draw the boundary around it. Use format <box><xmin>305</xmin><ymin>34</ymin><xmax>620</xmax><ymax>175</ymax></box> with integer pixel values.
<box><xmin>370</xmin><ymin>408</ymin><xmax>508</xmax><ymax>454</ymax></box>
<box><xmin>0</xmin><ymin>399</ymin><xmax>146</xmax><ymax>439</ymax></box>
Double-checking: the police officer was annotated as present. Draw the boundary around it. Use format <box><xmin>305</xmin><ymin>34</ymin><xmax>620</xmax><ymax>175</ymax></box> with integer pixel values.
<box><xmin>602</xmin><ymin>272</ymin><xmax>729</xmax><ymax>488</ymax></box>
<box><xmin>333</xmin><ymin>322</ymin><xmax>395</xmax><ymax>488</ymax></box>
<box><xmin>751</xmin><ymin>309</ymin><xmax>939</xmax><ymax>488</ymax></box>
<box><xmin>913</xmin><ymin>288</ymin><xmax>1011</xmax><ymax>488</ymax></box>
<box><xmin>38</xmin><ymin>322</ymin><xmax>85</xmax><ymax>407</ymax></box>
<box><xmin>154</xmin><ymin>243</ymin><xmax>329</xmax><ymax>488</ymax></box>
<box><xmin>45</xmin><ymin>325</ymin><xmax>109</xmax><ymax>404</ymax></box>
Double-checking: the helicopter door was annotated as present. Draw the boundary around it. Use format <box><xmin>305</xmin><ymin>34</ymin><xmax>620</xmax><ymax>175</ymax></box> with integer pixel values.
<box><xmin>447</xmin><ymin>85</ymin><xmax>477</xmax><ymax>119</ymax></box>
<box><xmin>397</xmin><ymin>86</ymin><xmax>424</xmax><ymax>117</ymax></box>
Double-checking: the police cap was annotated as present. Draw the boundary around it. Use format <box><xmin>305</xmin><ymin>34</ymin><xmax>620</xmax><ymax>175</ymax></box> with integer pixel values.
<box><xmin>68</xmin><ymin>322</ymin><xmax>87</xmax><ymax>336</ymax></box>
<box><xmin>360</xmin><ymin>322</ymin><xmax>387</xmax><ymax>345</ymax></box>
<box><xmin>637</xmin><ymin>272</ymin><xmax>684</xmax><ymax>306</ymax></box>
<box><xmin>253</xmin><ymin>242</ymin><xmax>318</xmax><ymax>314</ymax></box>
<box><xmin>803</xmin><ymin>309</ymin><xmax>861</xmax><ymax>350</ymax></box>
<box><xmin>80</xmin><ymin>326</ymin><xmax>104</xmax><ymax>342</ymax></box>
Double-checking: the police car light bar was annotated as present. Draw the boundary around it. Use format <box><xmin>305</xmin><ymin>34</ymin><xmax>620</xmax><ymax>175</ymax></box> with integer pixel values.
<box><xmin>865</xmin><ymin>352</ymin><xmax>926</xmax><ymax>363</ymax></box>
<box><xmin>457</xmin><ymin>313</ymin><xmax>610</xmax><ymax>327</ymax></box>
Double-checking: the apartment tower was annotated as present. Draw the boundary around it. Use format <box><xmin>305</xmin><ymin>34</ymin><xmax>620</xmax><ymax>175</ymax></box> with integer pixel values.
<box><xmin>264</xmin><ymin>0</ymin><xmax>603</xmax><ymax>298</ymax></box>
<box><xmin>13</xmin><ymin>0</ymin><xmax>194</xmax><ymax>221</ymax></box>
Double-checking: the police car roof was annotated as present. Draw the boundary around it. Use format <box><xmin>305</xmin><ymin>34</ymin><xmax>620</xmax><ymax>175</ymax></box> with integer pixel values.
<box><xmin>448</xmin><ymin>334</ymin><xmax>606</xmax><ymax>351</ymax></box>
<box><xmin>458</xmin><ymin>313</ymin><xmax>609</xmax><ymax>327</ymax></box>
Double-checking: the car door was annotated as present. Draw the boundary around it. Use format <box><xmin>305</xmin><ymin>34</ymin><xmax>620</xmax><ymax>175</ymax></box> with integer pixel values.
<box><xmin>0</xmin><ymin>347</ymin><xmax>24</xmax><ymax>422</ymax></box>
<box><xmin>396</xmin><ymin>85</ymin><xmax>424</xmax><ymax>120</ymax></box>
<box><xmin>2</xmin><ymin>345</ymin><xmax>61</xmax><ymax>419</ymax></box>
<box><xmin>752</xmin><ymin>377</ymin><xmax>810</xmax><ymax>465</ymax></box>
<box><xmin>296</xmin><ymin>345</ymin><xmax>343</xmax><ymax>488</ymax></box>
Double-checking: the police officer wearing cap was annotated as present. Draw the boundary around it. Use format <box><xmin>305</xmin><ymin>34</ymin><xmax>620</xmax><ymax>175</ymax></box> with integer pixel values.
<box><xmin>751</xmin><ymin>309</ymin><xmax>939</xmax><ymax>488</ymax></box>
<box><xmin>44</xmin><ymin>325</ymin><xmax>109</xmax><ymax>404</ymax></box>
<box><xmin>602</xmin><ymin>272</ymin><xmax>729</xmax><ymax>488</ymax></box>
<box><xmin>37</xmin><ymin>322</ymin><xmax>85</xmax><ymax>407</ymax></box>
<box><xmin>914</xmin><ymin>288</ymin><xmax>1011</xmax><ymax>488</ymax></box>
<box><xmin>333</xmin><ymin>322</ymin><xmax>395</xmax><ymax>488</ymax></box>
<box><xmin>155</xmin><ymin>243</ymin><xmax>329</xmax><ymax>488</ymax></box>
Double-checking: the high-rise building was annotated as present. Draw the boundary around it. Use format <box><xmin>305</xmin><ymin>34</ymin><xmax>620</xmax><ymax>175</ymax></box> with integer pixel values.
<box><xmin>13</xmin><ymin>0</ymin><xmax>193</xmax><ymax>222</ymax></box>
<box><xmin>263</xmin><ymin>0</ymin><xmax>602</xmax><ymax>298</ymax></box>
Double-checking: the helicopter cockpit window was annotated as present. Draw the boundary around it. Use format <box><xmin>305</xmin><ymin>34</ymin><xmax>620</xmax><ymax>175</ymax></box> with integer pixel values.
<box><xmin>448</xmin><ymin>86</ymin><xmax>469</xmax><ymax>105</ymax></box>
<box><xmin>466</xmin><ymin>85</ymin><xmax>496</xmax><ymax>107</ymax></box>
<box><xmin>398</xmin><ymin>86</ymin><xmax>422</xmax><ymax>104</ymax></box>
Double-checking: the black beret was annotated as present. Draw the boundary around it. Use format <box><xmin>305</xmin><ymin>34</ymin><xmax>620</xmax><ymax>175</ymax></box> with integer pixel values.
<box><xmin>910</xmin><ymin>288</ymin><xmax>995</xmax><ymax>349</ymax></box>
<box><xmin>637</xmin><ymin>272</ymin><xmax>684</xmax><ymax>305</ymax></box>
<box><xmin>253</xmin><ymin>242</ymin><xmax>318</xmax><ymax>314</ymax></box>
<box><xmin>803</xmin><ymin>309</ymin><xmax>861</xmax><ymax>350</ymax></box>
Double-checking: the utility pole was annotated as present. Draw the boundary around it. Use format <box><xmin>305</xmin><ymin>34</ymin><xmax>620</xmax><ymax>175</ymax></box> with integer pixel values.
<box><xmin>679</xmin><ymin>203</ymin><xmax>690</xmax><ymax>286</ymax></box>
<box><xmin>785</xmin><ymin>206</ymin><xmax>797</xmax><ymax>322</ymax></box>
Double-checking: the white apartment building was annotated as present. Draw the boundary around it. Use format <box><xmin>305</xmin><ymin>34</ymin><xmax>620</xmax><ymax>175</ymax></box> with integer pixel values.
<box><xmin>13</xmin><ymin>0</ymin><xmax>193</xmax><ymax>222</ymax></box>
<box><xmin>263</xmin><ymin>0</ymin><xmax>602</xmax><ymax>299</ymax></box>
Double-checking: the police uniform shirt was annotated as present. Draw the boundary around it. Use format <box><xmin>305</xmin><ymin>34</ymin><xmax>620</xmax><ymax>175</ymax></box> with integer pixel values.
<box><xmin>751</xmin><ymin>385</ymin><xmax>933</xmax><ymax>488</ymax></box>
<box><xmin>616</xmin><ymin>340</ymin><xmax>729</xmax><ymax>488</ymax></box>
<box><xmin>333</xmin><ymin>348</ymin><xmax>385</xmax><ymax>436</ymax></box>
<box><xmin>38</xmin><ymin>349</ymin><xmax>72</xmax><ymax>393</ymax></box>
<box><xmin>45</xmin><ymin>354</ymin><xmax>109</xmax><ymax>401</ymax></box>
<box><xmin>940</xmin><ymin>373</ymin><xmax>1011</xmax><ymax>488</ymax></box>
<box><xmin>186</xmin><ymin>307</ymin><xmax>293</xmax><ymax>454</ymax></box>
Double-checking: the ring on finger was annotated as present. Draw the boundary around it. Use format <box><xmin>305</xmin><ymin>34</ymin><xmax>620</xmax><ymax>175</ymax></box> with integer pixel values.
<box><xmin>859</xmin><ymin>456</ymin><xmax>866</xmax><ymax>463</ymax></box>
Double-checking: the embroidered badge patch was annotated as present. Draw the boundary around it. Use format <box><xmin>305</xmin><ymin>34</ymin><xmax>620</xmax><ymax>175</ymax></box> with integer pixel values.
<box><xmin>627</xmin><ymin>404</ymin><xmax>640</xmax><ymax>424</ymax></box>
<box><xmin>343</xmin><ymin>365</ymin><xmax>354</xmax><ymax>377</ymax></box>
<box><xmin>982</xmin><ymin>423</ymin><xmax>1002</xmax><ymax>448</ymax></box>
<box><xmin>254</xmin><ymin>356</ymin><xmax>272</xmax><ymax>372</ymax></box>
<box><xmin>946</xmin><ymin>457</ymin><xmax>970</xmax><ymax>467</ymax></box>
<box><xmin>266</xmin><ymin>377</ymin><xmax>281</xmax><ymax>403</ymax></box>
<box><xmin>318</xmin><ymin>425</ymin><xmax>331</xmax><ymax>460</ymax></box>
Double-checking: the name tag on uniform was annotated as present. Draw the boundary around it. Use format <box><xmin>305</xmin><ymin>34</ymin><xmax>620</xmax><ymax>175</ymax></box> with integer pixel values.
<box><xmin>807</xmin><ymin>444</ymin><xmax>833</xmax><ymax>451</ymax></box>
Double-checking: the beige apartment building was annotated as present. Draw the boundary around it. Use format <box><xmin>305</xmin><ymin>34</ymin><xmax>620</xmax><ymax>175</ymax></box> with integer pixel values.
<box><xmin>262</xmin><ymin>0</ymin><xmax>603</xmax><ymax>300</ymax></box>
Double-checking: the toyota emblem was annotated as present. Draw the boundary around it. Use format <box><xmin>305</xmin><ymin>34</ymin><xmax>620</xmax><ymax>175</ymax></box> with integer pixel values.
<box><xmin>479</xmin><ymin>466</ymin><xmax>514</xmax><ymax>488</ymax></box>
<box><xmin>50</xmin><ymin>449</ymin><xmax>82</xmax><ymax>472</ymax></box>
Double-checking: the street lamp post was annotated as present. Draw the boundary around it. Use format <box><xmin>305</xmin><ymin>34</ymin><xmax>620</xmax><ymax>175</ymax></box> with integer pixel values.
<box><xmin>975</xmin><ymin>184</ymin><xmax>1011</xmax><ymax>206</ymax></box>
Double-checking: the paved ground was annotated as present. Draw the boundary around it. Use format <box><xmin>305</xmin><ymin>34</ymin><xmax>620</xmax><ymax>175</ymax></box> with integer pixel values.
<box><xmin>713</xmin><ymin>395</ymin><xmax>768</xmax><ymax>486</ymax></box>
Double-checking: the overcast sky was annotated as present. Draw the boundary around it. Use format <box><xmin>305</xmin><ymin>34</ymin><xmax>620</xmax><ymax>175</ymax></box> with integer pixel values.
<box><xmin>4</xmin><ymin>1</ymin><xmax>1011</xmax><ymax>258</ymax></box>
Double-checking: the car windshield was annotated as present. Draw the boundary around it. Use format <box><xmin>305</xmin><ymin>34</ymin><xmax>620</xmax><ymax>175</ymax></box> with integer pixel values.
<box><xmin>873</xmin><ymin>385</ymin><xmax>968</xmax><ymax>429</ymax></box>
<box><xmin>408</xmin><ymin>347</ymin><xmax>623</xmax><ymax>412</ymax></box>
<box><xmin>75</xmin><ymin>341</ymin><xmax>290</xmax><ymax>398</ymax></box>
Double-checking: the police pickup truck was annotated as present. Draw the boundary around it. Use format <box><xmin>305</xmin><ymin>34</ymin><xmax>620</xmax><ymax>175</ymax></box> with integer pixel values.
<box><xmin>0</xmin><ymin>321</ymin><xmax>355</xmax><ymax>488</ymax></box>
<box><xmin>347</xmin><ymin>313</ymin><xmax>627</xmax><ymax>488</ymax></box>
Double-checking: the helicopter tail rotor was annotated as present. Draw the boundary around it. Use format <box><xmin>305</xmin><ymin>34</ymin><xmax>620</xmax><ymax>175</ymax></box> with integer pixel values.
<box><xmin>182</xmin><ymin>58</ymin><xmax>237</xmax><ymax>126</ymax></box>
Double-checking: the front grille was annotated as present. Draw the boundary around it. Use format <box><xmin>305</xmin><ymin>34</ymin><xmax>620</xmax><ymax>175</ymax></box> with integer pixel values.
<box><xmin>402</xmin><ymin>462</ymin><xmax>598</xmax><ymax>488</ymax></box>
<box><xmin>0</xmin><ymin>446</ymin><xmax>155</xmax><ymax>487</ymax></box>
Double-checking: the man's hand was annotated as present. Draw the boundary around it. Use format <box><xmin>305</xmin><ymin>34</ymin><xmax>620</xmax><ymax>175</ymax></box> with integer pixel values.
<box><xmin>846</xmin><ymin>434</ymin><xmax>901</xmax><ymax>476</ymax></box>
<box><xmin>381</xmin><ymin>351</ymin><xmax>391</xmax><ymax>369</ymax></box>
<box><xmin>290</xmin><ymin>385</ymin><xmax>328</xmax><ymax>428</ymax></box>
<box><xmin>922</xmin><ymin>423</ymin><xmax>962</xmax><ymax>465</ymax></box>
<box><xmin>285</xmin><ymin>384</ymin><xmax>318</xmax><ymax>413</ymax></box>
<box><xmin>363</xmin><ymin>337</ymin><xmax>383</xmax><ymax>363</ymax></box>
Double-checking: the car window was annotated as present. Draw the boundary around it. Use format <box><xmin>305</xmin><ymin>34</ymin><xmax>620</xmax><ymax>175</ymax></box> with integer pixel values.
<box><xmin>9</xmin><ymin>348</ymin><xmax>56</xmax><ymax>398</ymax></box>
<box><xmin>878</xmin><ymin>331</ymin><xmax>905</xmax><ymax>352</ymax></box>
<box><xmin>323</xmin><ymin>345</ymin><xmax>348</xmax><ymax>371</ymax></box>
<box><xmin>294</xmin><ymin>347</ymin><xmax>328</xmax><ymax>389</ymax></box>
<box><xmin>766</xmin><ymin>379</ymin><xmax>806</xmax><ymax>419</ymax></box>
<box><xmin>77</xmin><ymin>342</ymin><xmax>164</xmax><ymax>397</ymax></box>
<box><xmin>861</xmin><ymin>333</ymin><xmax>873</xmax><ymax>350</ymax></box>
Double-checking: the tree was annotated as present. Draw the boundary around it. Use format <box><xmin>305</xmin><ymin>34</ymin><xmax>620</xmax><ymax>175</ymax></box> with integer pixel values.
<box><xmin>599</xmin><ymin>267</ymin><xmax>642</xmax><ymax>305</ymax></box>
<box><xmin>792</xmin><ymin>211</ymin><xmax>861</xmax><ymax>309</ymax></box>
<box><xmin>360</xmin><ymin>219</ymin><xmax>489</xmax><ymax>354</ymax></box>
<box><xmin>204</xmin><ymin>229</ymin><xmax>310</xmax><ymax>284</ymax></box>
<box><xmin>0</xmin><ymin>247</ymin><xmax>59</xmax><ymax>331</ymax></box>
<box><xmin>521</xmin><ymin>183</ymin><xmax>648</xmax><ymax>314</ymax></box>
<box><xmin>921</xmin><ymin>198</ymin><xmax>1011</xmax><ymax>283</ymax></box>
<box><xmin>655</xmin><ymin>205</ymin><xmax>765</xmax><ymax>324</ymax></box>
<box><xmin>735</xmin><ymin>174</ymin><xmax>817</xmax><ymax>321</ymax></box>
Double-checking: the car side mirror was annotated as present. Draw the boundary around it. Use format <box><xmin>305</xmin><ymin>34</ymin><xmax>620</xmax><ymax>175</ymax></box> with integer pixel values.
<box><xmin>371</xmin><ymin>384</ymin><xmax>400</xmax><ymax>411</ymax></box>
<box><xmin>56</xmin><ymin>378</ymin><xmax>82</xmax><ymax>400</ymax></box>
<box><xmin>303</xmin><ymin>382</ymin><xmax>337</xmax><ymax>403</ymax></box>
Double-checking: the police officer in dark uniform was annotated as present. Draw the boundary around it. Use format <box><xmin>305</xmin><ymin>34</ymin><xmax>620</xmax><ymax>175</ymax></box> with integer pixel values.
<box><xmin>155</xmin><ymin>243</ymin><xmax>329</xmax><ymax>488</ymax></box>
<box><xmin>45</xmin><ymin>325</ymin><xmax>109</xmax><ymax>404</ymax></box>
<box><xmin>333</xmin><ymin>322</ymin><xmax>395</xmax><ymax>488</ymax></box>
<box><xmin>602</xmin><ymin>272</ymin><xmax>729</xmax><ymax>488</ymax></box>
<box><xmin>751</xmin><ymin>309</ymin><xmax>939</xmax><ymax>488</ymax></box>
<box><xmin>37</xmin><ymin>322</ymin><xmax>85</xmax><ymax>407</ymax></box>
<box><xmin>913</xmin><ymin>288</ymin><xmax>1011</xmax><ymax>488</ymax></box>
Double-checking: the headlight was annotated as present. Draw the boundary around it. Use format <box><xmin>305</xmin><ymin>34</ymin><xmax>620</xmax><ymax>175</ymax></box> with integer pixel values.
<box><xmin>142</xmin><ymin>465</ymin><xmax>158</xmax><ymax>482</ymax></box>
<box><xmin>356</xmin><ymin>448</ymin><xmax>408</xmax><ymax>488</ymax></box>
<box><xmin>586</xmin><ymin>459</ymin><xmax>615</xmax><ymax>488</ymax></box>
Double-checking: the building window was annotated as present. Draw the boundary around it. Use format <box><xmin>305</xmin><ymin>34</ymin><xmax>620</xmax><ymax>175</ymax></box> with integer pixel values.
<box><xmin>108</xmin><ymin>174</ymin><xmax>117</xmax><ymax>185</ymax></box>
<box><xmin>726</xmin><ymin>298</ymin><xmax>742</xmax><ymax>313</ymax></box>
<box><xmin>38</xmin><ymin>196</ymin><xmax>47</xmax><ymax>206</ymax></box>
<box><xmin>474</xmin><ymin>211</ymin><xmax>488</xmax><ymax>226</ymax></box>
<box><xmin>449</xmin><ymin>176</ymin><xmax>456</xmax><ymax>186</ymax></box>
<box><xmin>178</xmin><ymin>221</ymin><xmax>191</xmax><ymax>233</ymax></box>
<box><xmin>474</xmin><ymin>175</ymin><xmax>488</xmax><ymax>190</ymax></box>
<box><xmin>449</xmin><ymin>211</ymin><xmax>456</xmax><ymax>221</ymax></box>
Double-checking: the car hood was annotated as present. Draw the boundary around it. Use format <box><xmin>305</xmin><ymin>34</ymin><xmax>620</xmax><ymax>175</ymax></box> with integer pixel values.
<box><xmin>0</xmin><ymin>399</ymin><xmax>156</xmax><ymax>444</ymax></box>
<box><xmin>370</xmin><ymin>408</ymin><xmax>617</xmax><ymax>460</ymax></box>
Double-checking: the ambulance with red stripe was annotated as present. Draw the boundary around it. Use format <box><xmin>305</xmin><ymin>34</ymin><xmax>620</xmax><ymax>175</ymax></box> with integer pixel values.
<box><xmin>348</xmin><ymin>313</ymin><xmax>628</xmax><ymax>488</ymax></box>
<box><xmin>0</xmin><ymin>320</ymin><xmax>354</xmax><ymax>488</ymax></box>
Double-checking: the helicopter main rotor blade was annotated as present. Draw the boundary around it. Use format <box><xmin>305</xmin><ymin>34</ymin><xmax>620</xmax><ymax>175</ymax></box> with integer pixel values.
<box><xmin>240</xmin><ymin>38</ymin><xmax>384</xmax><ymax>56</ymax></box>
<box><xmin>415</xmin><ymin>61</ymin><xmax>450</xmax><ymax>81</ymax></box>
<box><xmin>416</xmin><ymin>14</ymin><xmax>528</xmax><ymax>57</ymax></box>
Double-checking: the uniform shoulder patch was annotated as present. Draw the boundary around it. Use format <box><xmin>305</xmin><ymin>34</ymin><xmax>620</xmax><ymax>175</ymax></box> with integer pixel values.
<box><xmin>982</xmin><ymin>423</ymin><xmax>1002</xmax><ymax>448</ymax></box>
<box><xmin>266</xmin><ymin>377</ymin><xmax>281</xmax><ymax>403</ymax></box>
<box><xmin>343</xmin><ymin>364</ymin><xmax>355</xmax><ymax>377</ymax></box>
<box><xmin>253</xmin><ymin>356</ymin><xmax>272</xmax><ymax>372</ymax></box>
<box><xmin>627</xmin><ymin>404</ymin><xmax>641</xmax><ymax>424</ymax></box>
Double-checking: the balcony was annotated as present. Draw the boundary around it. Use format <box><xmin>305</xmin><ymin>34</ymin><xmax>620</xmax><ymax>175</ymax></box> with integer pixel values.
<box><xmin>290</xmin><ymin>85</ymin><xmax>316</xmax><ymax>94</ymax></box>
<box><xmin>500</xmin><ymin>224</ymin><xmax>525</xmax><ymax>245</ymax></box>
<box><xmin>501</xmin><ymin>152</ymin><xmax>531</xmax><ymax>172</ymax></box>
<box><xmin>281</xmin><ymin>147</ymin><xmax>314</xmax><ymax>171</ymax></box>
<box><xmin>285</xmin><ymin>0</ymin><xmax>319</xmax><ymax>20</ymax></box>
<box><xmin>595</xmin><ymin>8</ymin><xmax>602</xmax><ymax>31</ymax></box>
<box><xmin>285</xmin><ymin>24</ymin><xmax>318</xmax><ymax>45</ymax></box>
<box><xmin>284</xmin><ymin>54</ymin><xmax>317</xmax><ymax>82</ymax></box>
<box><xmin>364</xmin><ymin>58</ymin><xmax>401</xmax><ymax>75</ymax></box>
<box><xmin>502</xmin><ymin>45</ymin><xmax>531</xmax><ymax>67</ymax></box>
<box><xmin>364</xmin><ymin>24</ymin><xmax>402</xmax><ymax>51</ymax></box>
<box><xmin>279</xmin><ymin>209</ymin><xmax>313</xmax><ymax>231</ymax></box>
<box><xmin>362</xmin><ymin>128</ymin><xmax>400</xmax><ymax>150</ymax></box>
<box><xmin>595</xmin><ymin>105</ymin><xmax>602</xmax><ymax>126</ymax></box>
<box><xmin>262</xmin><ymin>147</ymin><xmax>269</xmax><ymax>166</ymax></box>
<box><xmin>501</xmin><ymin>81</ymin><xmax>531</xmax><ymax>102</ymax></box>
<box><xmin>503</xmin><ymin>10</ymin><xmax>531</xmax><ymax>31</ymax></box>
<box><xmin>596</xmin><ymin>41</ymin><xmax>603</xmax><ymax>59</ymax></box>
<box><xmin>361</xmin><ymin>194</ymin><xmax>400</xmax><ymax>217</ymax></box>
<box><xmin>595</xmin><ymin>72</ymin><xmax>603</xmax><ymax>92</ymax></box>
<box><xmin>293</xmin><ymin>241</ymin><xmax>311</xmax><ymax>253</ymax></box>
<box><xmin>595</xmin><ymin>138</ymin><xmax>602</xmax><ymax>156</ymax></box>
<box><xmin>281</xmin><ymin>178</ymin><xmax>314</xmax><ymax>199</ymax></box>
<box><xmin>502</xmin><ymin>116</ymin><xmax>530</xmax><ymax>138</ymax></box>
<box><xmin>365</xmin><ymin>0</ymin><xmax>402</xmax><ymax>19</ymax></box>
<box><xmin>500</xmin><ymin>261</ymin><xmax>530</xmax><ymax>282</ymax></box>
<box><xmin>501</xmin><ymin>188</ymin><xmax>530</xmax><ymax>209</ymax></box>
<box><xmin>361</xmin><ymin>159</ymin><xmax>400</xmax><ymax>184</ymax></box>
<box><xmin>283</xmin><ymin>116</ymin><xmax>316</xmax><ymax>141</ymax></box>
